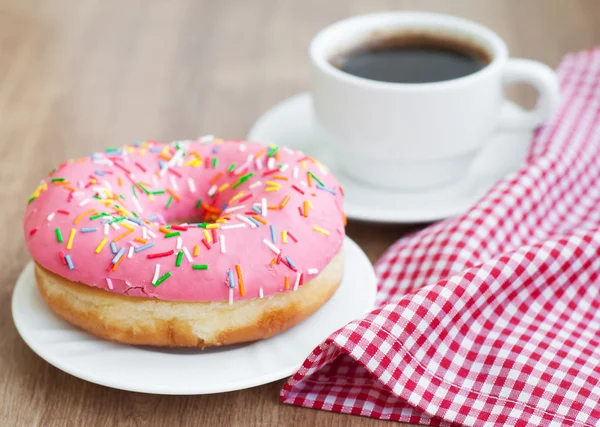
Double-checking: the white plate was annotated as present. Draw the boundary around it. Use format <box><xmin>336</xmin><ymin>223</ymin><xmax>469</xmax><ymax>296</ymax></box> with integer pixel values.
<box><xmin>248</xmin><ymin>92</ymin><xmax>533</xmax><ymax>223</ymax></box>
<box><xmin>12</xmin><ymin>237</ymin><xmax>376</xmax><ymax>395</ymax></box>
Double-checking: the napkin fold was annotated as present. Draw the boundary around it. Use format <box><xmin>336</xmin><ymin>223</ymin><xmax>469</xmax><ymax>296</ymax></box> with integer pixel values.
<box><xmin>281</xmin><ymin>49</ymin><xmax>600</xmax><ymax>427</ymax></box>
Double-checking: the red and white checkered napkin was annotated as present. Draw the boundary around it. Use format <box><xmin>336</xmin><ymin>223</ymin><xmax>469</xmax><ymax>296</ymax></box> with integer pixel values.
<box><xmin>281</xmin><ymin>49</ymin><xmax>600</xmax><ymax>427</ymax></box>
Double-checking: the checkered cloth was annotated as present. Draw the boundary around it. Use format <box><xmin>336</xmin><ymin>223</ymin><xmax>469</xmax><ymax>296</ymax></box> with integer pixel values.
<box><xmin>281</xmin><ymin>50</ymin><xmax>600</xmax><ymax>426</ymax></box>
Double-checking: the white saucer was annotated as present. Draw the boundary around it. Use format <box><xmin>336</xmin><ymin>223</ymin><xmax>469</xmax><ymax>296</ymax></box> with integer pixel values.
<box><xmin>248</xmin><ymin>92</ymin><xmax>533</xmax><ymax>223</ymax></box>
<box><xmin>12</xmin><ymin>237</ymin><xmax>376</xmax><ymax>395</ymax></box>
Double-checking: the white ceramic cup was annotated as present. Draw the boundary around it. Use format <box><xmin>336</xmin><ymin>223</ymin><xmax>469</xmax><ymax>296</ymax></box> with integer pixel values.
<box><xmin>310</xmin><ymin>12</ymin><xmax>560</xmax><ymax>189</ymax></box>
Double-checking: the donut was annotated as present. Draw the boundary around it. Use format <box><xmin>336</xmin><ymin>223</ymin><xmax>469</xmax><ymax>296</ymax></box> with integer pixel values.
<box><xmin>23</xmin><ymin>137</ymin><xmax>346</xmax><ymax>347</ymax></box>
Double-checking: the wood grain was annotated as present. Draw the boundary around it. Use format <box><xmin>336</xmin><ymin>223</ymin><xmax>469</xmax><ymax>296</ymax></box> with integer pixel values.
<box><xmin>1</xmin><ymin>1</ymin><xmax>599</xmax><ymax>426</ymax></box>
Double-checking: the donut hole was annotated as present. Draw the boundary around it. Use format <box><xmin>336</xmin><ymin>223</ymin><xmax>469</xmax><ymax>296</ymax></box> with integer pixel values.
<box><xmin>145</xmin><ymin>189</ymin><xmax>229</xmax><ymax>226</ymax></box>
<box><xmin>145</xmin><ymin>179</ymin><xmax>264</xmax><ymax>227</ymax></box>
<box><xmin>133</xmin><ymin>143</ymin><xmax>281</xmax><ymax>227</ymax></box>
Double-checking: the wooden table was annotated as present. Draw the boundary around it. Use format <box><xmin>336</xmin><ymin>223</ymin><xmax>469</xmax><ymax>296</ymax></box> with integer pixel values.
<box><xmin>2</xmin><ymin>1</ymin><xmax>599</xmax><ymax>425</ymax></box>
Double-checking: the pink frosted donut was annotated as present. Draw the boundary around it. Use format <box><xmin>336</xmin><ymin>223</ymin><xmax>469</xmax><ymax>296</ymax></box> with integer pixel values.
<box><xmin>23</xmin><ymin>137</ymin><xmax>346</xmax><ymax>347</ymax></box>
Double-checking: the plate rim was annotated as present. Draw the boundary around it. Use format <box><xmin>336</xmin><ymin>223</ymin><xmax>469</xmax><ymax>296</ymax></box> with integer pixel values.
<box><xmin>12</xmin><ymin>236</ymin><xmax>377</xmax><ymax>395</ymax></box>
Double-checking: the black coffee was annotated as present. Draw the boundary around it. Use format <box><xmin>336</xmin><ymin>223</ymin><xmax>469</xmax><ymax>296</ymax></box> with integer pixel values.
<box><xmin>330</xmin><ymin>32</ymin><xmax>492</xmax><ymax>84</ymax></box>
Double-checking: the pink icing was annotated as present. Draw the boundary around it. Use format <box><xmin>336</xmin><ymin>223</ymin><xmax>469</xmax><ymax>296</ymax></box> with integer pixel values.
<box><xmin>23</xmin><ymin>139</ymin><xmax>345</xmax><ymax>302</ymax></box>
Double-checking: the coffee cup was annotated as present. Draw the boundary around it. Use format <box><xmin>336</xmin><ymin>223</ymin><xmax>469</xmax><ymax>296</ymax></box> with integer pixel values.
<box><xmin>310</xmin><ymin>12</ymin><xmax>560</xmax><ymax>189</ymax></box>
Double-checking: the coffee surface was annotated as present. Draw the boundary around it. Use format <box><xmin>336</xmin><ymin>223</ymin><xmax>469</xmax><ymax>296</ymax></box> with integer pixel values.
<box><xmin>330</xmin><ymin>32</ymin><xmax>492</xmax><ymax>84</ymax></box>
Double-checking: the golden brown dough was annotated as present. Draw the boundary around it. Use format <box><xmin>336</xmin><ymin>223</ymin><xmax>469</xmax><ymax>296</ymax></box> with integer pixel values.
<box><xmin>34</xmin><ymin>250</ymin><xmax>343</xmax><ymax>348</ymax></box>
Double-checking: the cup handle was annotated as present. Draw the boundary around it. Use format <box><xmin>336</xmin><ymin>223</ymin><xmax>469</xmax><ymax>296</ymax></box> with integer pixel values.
<box><xmin>498</xmin><ymin>58</ymin><xmax>560</xmax><ymax>130</ymax></box>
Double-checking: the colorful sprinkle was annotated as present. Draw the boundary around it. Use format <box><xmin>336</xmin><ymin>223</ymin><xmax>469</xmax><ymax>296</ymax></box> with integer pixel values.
<box><xmin>261</xmin><ymin>198</ymin><xmax>267</xmax><ymax>216</ymax></box>
<box><xmin>293</xmin><ymin>273</ymin><xmax>302</xmax><ymax>290</ymax></box>
<box><xmin>232</xmin><ymin>173</ymin><xmax>254</xmax><ymax>189</ymax></box>
<box><xmin>313</xmin><ymin>226</ymin><xmax>330</xmax><ymax>236</ymax></box>
<box><xmin>221</xmin><ymin>223</ymin><xmax>246</xmax><ymax>230</ymax></box>
<box><xmin>285</xmin><ymin>256</ymin><xmax>296</xmax><ymax>269</ymax></box>
<box><xmin>147</xmin><ymin>250</ymin><xmax>175</xmax><ymax>259</ymax></box>
<box><xmin>66</xmin><ymin>228</ymin><xmax>76</xmax><ymax>250</ymax></box>
<box><xmin>220</xmin><ymin>234</ymin><xmax>226</xmax><ymax>253</ymax></box>
<box><xmin>166</xmin><ymin>188</ymin><xmax>181</xmax><ymax>202</ymax></box>
<box><xmin>236</xmin><ymin>214</ymin><xmax>257</xmax><ymax>228</ymax></box>
<box><xmin>109</xmin><ymin>216</ymin><xmax>126</xmax><ymax>225</ymax></box>
<box><xmin>316</xmin><ymin>184</ymin><xmax>337</xmax><ymax>195</ymax></box>
<box><xmin>113</xmin><ymin>229</ymin><xmax>133</xmax><ymax>242</ymax></box>
<box><xmin>151</xmin><ymin>264</ymin><xmax>161</xmax><ymax>283</ymax></box>
<box><xmin>128</xmin><ymin>216</ymin><xmax>143</xmax><ymax>226</ymax></box>
<box><xmin>187</xmin><ymin>178</ymin><xmax>196</xmax><ymax>193</ymax></box>
<box><xmin>263</xmin><ymin>239</ymin><xmax>280</xmax><ymax>255</ymax></box>
<box><xmin>182</xmin><ymin>246</ymin><xmax>193</xmax><ymax>262</ymax></box>
<box><xmin>65</xmin><ymin>254</ymin><xmax>75</xmax><ymax>270</ymax></box>
<box><xmin>308</xmin><ymin>171</ymin><xmax>324</xmax><ymax>186</ymax></box>
<box><xmin>95</xmin><ymin>238</ymin><xmax>108</xmax><ymax>253</ymax></box>
<box><xmin>238</xmin><ymin>193</ymin><xmax>253</xmax><ymax>203</ymax></box>
<box><xmin>227</xmin><ymin>269</ymin><xmax>236</xmax><ymax>289</ymax></box>
<box><xmin>135</xmin><ymin>242</ymin><xmax>155</xmax><ymax>252</ymax></box>
<box><xmin>112</xmin><ymin>247</ymin><xmax>126</xmax><ymax>264</ymax></box>
<box><xmin>251</xmin><ymin>214</ymin><xmax>267</xmax><ymax>225</ymax></box>
<box><xmin>210</xmin><ymin>171</ymin><xmax>224</xmax><ymax>185</ymax></box>
<box><xmin>153</xmin><ymin>271</ymin><xmax>171</xmax><ymax>287</ymax></box>
<box><xmin>235</xmin><ymin>264</ymin><xmax>245</xmax><ymax>296</ymax></box>
<box><xmin>247</xmin><ymin>216</ymin><xmax>262</xmax><ymax>227</ymax></box>
<box><xmin>279</xmin><ymin>195</ymin><xmax>290</xmax><ymax>209</ymax></box>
